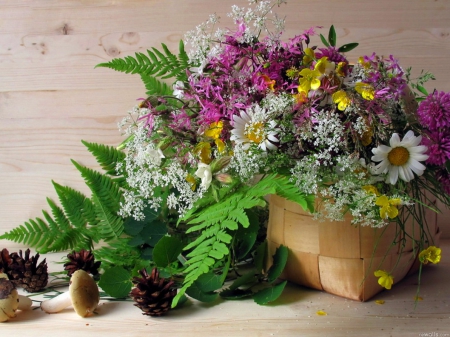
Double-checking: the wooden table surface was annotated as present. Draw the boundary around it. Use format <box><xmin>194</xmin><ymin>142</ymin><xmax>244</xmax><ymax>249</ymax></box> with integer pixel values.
<box><xmin>1</xmin><ymin>1</ymin><xmax>450</xmax><ymax>336</ymax></box>
<box><xmin>0</xmin><ymin>240</ymin><xmax>448</xmax><ymax>337</ymax></box>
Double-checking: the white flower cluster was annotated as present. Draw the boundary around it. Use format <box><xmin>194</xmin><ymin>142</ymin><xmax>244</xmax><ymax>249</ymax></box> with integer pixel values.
<box><xmin>117</xmin><ymin>119</ymin><xmax>205</xmax><ymax>220</ymax></box>
<box><xmin>228</xmin><ymin>143</ymin><xmax>266</xmax><ymax>182</ymax></box>
<box><xmin>300</xmin><ymin>109</ymin><xmax>346</xmax><ymax>166</ymax></box>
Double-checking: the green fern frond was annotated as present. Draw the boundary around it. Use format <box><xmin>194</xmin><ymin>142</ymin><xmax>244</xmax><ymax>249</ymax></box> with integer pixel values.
<box><xmin>71</xmin><ymin>160</ymin><xmax>122</xmax><ymax>213</ymax></box>
<box><xmin>140</xmin><ymin>74</ymin><xmax>173</xmax><ymax>97</ymax></box>
<box><xmin>81</xmin><ymin>140</ymin><xmax>125</xmax><ymax>176</ymax></box>
<box><xmin>95</xmin><ymin>40</ymin><xmax>189</xmax><ymax>82</ymax></box>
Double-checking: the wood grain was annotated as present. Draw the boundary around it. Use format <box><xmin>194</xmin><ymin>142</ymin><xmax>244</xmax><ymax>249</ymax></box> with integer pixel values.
<box><xmin>1</xmin><ymin>0</ymin><xmax>449</xmax><ymax>242</ymax></box>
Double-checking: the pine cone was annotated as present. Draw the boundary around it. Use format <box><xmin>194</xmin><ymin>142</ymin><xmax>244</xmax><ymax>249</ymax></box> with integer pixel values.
<box><xmin>130</xmin><ymin>268</ymin><xmax>177</xmax><ymax>317</ymax></box>
<box><xmin>63</xmin><ymin>249</ymin><xmax>101</xmax><ymax>279</ymax></box>
<box><xmin>0</xmin><ymin>248</ymin><xmax>12</xmax><ymax>273</ymax></box>
<box><xmin>8</xmin><ymin>249</ymin><xmax>48</xmax><ymax>292</ymax></box>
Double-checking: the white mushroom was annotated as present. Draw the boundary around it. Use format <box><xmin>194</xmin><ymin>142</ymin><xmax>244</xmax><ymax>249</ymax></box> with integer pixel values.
<box><xmin>40</xmin><ymin>270</ymin><xmax>99</xmax><ymax>317</ymax></box>
<box><xmin>0</xmin><ymin>273</ymin><xmax>32</xmax><ymax>322</ymax></box>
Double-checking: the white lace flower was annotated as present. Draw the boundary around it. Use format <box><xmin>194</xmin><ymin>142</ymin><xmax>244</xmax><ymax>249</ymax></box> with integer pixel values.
<box><xmin>230</xmin><ymin>106</ymin><xmax>278</xmax><ymax>151</ymax></box>
<box><xmin>371</xmin><ymin>130</ymin><xmax>428</xmax><ymax>185</ymax></box>
<box><xmin>173</xmin><ymin>81</ymin><xmax>185</xmax><ymax>99</ymax></box>
<box><xmin>195</xmin><ymin>163</ymin><xmax>212</xmax><ymax>190</ymax></box>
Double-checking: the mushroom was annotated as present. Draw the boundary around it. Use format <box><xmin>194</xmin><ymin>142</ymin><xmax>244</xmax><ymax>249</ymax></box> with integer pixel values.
<box><xmin>0</xmin><ymin>273</ymin><xmax>33</xmax><ymax>322</ymax></box>
<box><xmin>40</xmin><ymin>269</ymin><xmax>99</xmax><ymax>317</ymax></box>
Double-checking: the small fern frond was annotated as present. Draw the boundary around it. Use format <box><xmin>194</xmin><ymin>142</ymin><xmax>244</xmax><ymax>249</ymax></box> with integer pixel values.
<box><xmin>81</xmin><ymin>140</ymin><xmax>125</xmax><ymax>176</ymax></box>
<box><xmin>92</xmin><ymin>194</ymin><xmax>123</xmax><ymax>241</ymax></box>
<box><xmin>71</xmin><ymin>160</ymin><xmax>123</xmax><ymax>213</ymax></box>
<box><xmin>95</xmin><ymin>40</ymin><xmax>189</xmax><ymax>82</ymax></box>
<box><xmin>140</xmin><ymin>74</ymin><xmax>173</xmax><ymax>97</ymax></box>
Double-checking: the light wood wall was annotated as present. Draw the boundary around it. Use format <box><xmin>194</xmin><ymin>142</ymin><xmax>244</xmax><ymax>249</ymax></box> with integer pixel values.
<box><xmin>1</xmin><ymin>0</ymin><xmax>449</xmax><ymax>246</ymax></box>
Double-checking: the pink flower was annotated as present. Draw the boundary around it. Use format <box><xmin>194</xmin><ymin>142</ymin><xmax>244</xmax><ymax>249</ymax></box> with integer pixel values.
<box><xmin>417</xmin><ymin>91</ymin><xmax>450</xmax><ymax>131</ymax></box>
<box><xmin>422</xmin><ymin>131</ymin><xmax>450</xmax><ymax>166</ymax></box>
<box><xmin>437</xmin><ymin>169</ymin><xmax>450</xmax><ymax>195</ymax></box>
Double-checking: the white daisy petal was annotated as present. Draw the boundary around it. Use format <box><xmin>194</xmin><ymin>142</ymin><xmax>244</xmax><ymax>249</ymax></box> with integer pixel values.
<box><xmin>390</xmin><ymin>133</ymin><xmax>401</xmax><ymax>147</ymax></box>
<box><xmin>389</xmin><ymin>166</ymin><xmax>399</xmax><ymax>184</ymax></box>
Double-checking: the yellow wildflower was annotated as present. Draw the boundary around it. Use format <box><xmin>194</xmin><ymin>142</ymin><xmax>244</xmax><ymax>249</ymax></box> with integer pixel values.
<box><xmin>362</xmin><ymin>185</ymin><xmax>380</xmax><ymax>196</ymax></box>
<box><xmin>419</xmin><ymin>246</ymin><xmax>441</xmax><ymax>264</ymax></box>
<box><xmin>186</xmin><ymin>174</ymin><xmax>196</xmax><ymax>191</ymax></box>
<box><xmin>204</xmin><ymin>121</ymin><xmax>223</xmax><ymax>140</ymax></box>
<box><xmin>355</xmin><ymin>82</ymin><xmax>375</xmax><ymax>100</ymax></box>
<box><xmin>215</xmin><ymin>138</ymin><xmax>226</xmax><ymax>154</ymax></box>
<box><xmin>358</xmin><ymin>56</ymin><xmax>371</xmax><ymax>69</ymax></box>
<box><xmin>332</xmin><ymin>90</ymin><xmax>351</xmax><ymax>111</ymax></box>
<box><xmin>303</xmin><ymin>48</ymin><xmax>315</xmax><ymax>65</ymax></box>
<box><xmin>298</xmin><ymin>68</ymin><xmax>321</xmax><ymax>93</ymax></box>
<box><xmin>375</xmin><ymin>195</ymin><xmax>402</xmax><ymax>219</ymax></box>
<box><xmin>374</xmin><ymin>270</ymin><xmax>394</xmax><ymax>290</ymax></box>
<box><xmin>335</xmin><ymin>61</ymin><xmax>347</xmax><ymax>77</ymax></box>
<box><xmin>314</xmin><ymin>56</ymin><xmax>332</xmax><ymax>74</ymax></box>
<box><xmin>194</xmin><ymin>141</ymin><xmax>212</xmax><ymax>164</ymax></box>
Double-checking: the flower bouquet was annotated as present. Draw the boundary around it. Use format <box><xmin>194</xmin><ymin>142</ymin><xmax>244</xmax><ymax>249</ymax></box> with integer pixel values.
<box><xmin>1</xmin><ymin>0</ymin><xmax>449</xmax><ymax>316</ymax></box>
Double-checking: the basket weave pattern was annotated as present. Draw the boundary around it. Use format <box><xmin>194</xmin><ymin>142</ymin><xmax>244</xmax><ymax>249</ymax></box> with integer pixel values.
<box><xmin>267</xmin><ymin>195</ymin><xmax>440</xmax><ymax>301</ymax></box>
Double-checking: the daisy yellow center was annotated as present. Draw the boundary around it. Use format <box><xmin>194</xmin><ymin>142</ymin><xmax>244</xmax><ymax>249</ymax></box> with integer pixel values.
<box><xmin>245</xmin><ymin>122</ymin><xmax>264</xmax><ymax>144</ymax></box>
<box><xmin>387</xmin><ymin>146</ymin><xmax>410</xmax><ymax>166</ymax></box>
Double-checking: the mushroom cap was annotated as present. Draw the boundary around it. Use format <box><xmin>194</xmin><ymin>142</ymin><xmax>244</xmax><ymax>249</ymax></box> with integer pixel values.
<box><xmin>69</xmin><ymin>270</ymin><xmax>100</xmax><ymax>317</ymax></box>
<box><xmin>0</xmin><ymin>273</ymin><xmax>19</xmax><ymax>322</ymax></box>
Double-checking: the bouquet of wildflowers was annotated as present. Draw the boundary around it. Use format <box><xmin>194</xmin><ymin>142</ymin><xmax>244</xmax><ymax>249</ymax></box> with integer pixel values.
<box><xmin>2</xmin><ymin>0</ymin><xmax>449</xmax><ymax>313</ymax></box>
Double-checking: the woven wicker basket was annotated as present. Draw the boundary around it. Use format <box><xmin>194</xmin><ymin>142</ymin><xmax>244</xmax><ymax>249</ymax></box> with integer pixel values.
<box><xmin>266</xmin><ymin>194</ymin><xmax>440</xmax><ymax>301</ymax></box>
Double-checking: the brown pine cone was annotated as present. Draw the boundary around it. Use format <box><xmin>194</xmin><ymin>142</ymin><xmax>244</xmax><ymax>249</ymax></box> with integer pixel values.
<box><xmin>130</xmin><ymin>268</ymin><xmax>177</xmax><ymax>317</ymax></box>
<box><xmin>64</xmin><ymin>249</ymin><xmax>101</xmax><ymax>278</ymax></box>
<box><xmin>8</xmin><ymin>249</ymin><xmax>48</xmax><ymax>292</ymax></box>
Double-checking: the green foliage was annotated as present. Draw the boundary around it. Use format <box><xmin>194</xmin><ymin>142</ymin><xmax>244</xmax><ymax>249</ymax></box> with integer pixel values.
<box><xmin>98</xmin><ymin>266</ymin><xmax>133</xmax><ymax>298</ymax></box>
<box><xmin>171</xmin><ymin>175</ymin><xmax>312</xmax><ymax>307</ymax></box>
<box><xmin>152</xmin><ymin>236</ymin><xmax>184</xmax><ymax>268</ymax></box>
<box><xmin>81</xmin><ymin>140</ymin><xmax>125</xmax><ymax>177</ymax></box>
<box><xmin>320</xmin><ymin>25</ymin><xmax>358</xmax><ymax>53</ymax></box>
<box><xmin>95</xmin><ymin>40</ymin><xmax>190</xmax><ymax>83</ymax></box>
<box><xmin>0</xmin><ymin>141</ymin><xmax>125</xmax><ymax>253</ymax></box>
<box><xmin>219</xmin><ymin>244</ymin><xmax>288</xmax><ymax>304</ymax></box>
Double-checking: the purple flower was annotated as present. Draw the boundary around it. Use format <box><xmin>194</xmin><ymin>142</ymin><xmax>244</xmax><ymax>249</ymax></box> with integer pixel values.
<box><xmin>437</xmin><ymin>169</ymin><xmax>450</xmax><ymax>195</ymax></box>
<box><xmin>417</xmin><ymin>91</ymin><xmax>450</xmax><ymax>130</ymax></box>
<box><xmin>422</xmin><ymin>131</ymin><xmax>450</xmax><ymax>166</ymax></box>
<box><xmin>315</xmin><ymin>46</ymin><xmax>348</xmax><ymax>64</ymax></box>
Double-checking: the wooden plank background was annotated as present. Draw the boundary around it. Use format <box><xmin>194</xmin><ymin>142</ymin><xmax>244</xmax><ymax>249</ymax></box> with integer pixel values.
<box><xmin>0</xmin><ymin>0</ymin><xmax>449</xmax><ymax>244</ymax></box>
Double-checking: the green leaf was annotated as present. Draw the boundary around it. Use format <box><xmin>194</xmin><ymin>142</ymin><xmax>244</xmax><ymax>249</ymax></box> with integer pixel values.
<box><xmin>220</xmin><ymin>288</ymin><xmax>254</xmax><ymax>300</ymax></box>
<box><xmin>234</xmin><ymin>209</ymin><xmax>260</xmax><ymax>260</ymax></box>
<box><xmin>338</xmin><ymin>42</ymin><xmax>359</xmax><ymax>53</ymax></box>
<box><xmin>226</xmin><ymin>270</ymin><xmax>258</xmax><ymax>291</ymax></box>
<box><xmin>416</xmin><ymin>85</ymin><xmax>429</xmax><ymax>96</ymax></box>
<box><xmin>185</xmin><ymin>283</ymin><xmax>219</xmax><ymax>303</ymax></box>
<box><xmin>152</xmin><ymin>236</ymin><xmax>184</xmax><ymax>268</ymax></box>
<box><xmin>320</xmin><ymin>34</ymin><xmax>330</xmax><ymax>47</ymax></box>
<box><xmin>253</xmin><ymin>281</ymin><xmax>287</xmax><ymax>305</ymax></box>
<box><xmin>328</xmin><ymin>25</ymin><xmax>336</xmax><ymax>47</ymax></box>
<box><xmin>194</xmin><ymin>272</ymin><xmax>223</xmax><ymax>292</ymax></box>
<box><xmin>139</xmin><ymin>220</ymin><xmax>168</xmax><ymax>246</ymax></box>
<box><xmin>267</xmin><ymin>245</ymin><xmax>289</xmax><ymax>283</ymax></box>
<box><xmin>254</xmin><ymin>241</ymin><xmax>268</xmax><ymax>273</ymax></box>
<box><xmin>98</xmin><ymin>266</ymin><xmax>132</xmax><ymax>298</ymax></box>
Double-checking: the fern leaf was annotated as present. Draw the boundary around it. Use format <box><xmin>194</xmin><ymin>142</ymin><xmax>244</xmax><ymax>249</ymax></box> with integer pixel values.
<box><xmin>140</xmin><ymin>74</ymin><xmax>173</xmax><ymax>97</ymax></box>
<box><xmin>92</xmin><ymin>194</ymin><xmax>123</xmax><ymax>241</ymax></box>
<box><xmin>81</xmin><ymin>140</ymin><xmax>125</xmax><ymax>176</ymax></box>
<box><xmin>95</xmin><ymin>41</ymin><xmax>189</xmax><ymax>82</ymax></box>
<box><xmin>71</xmin><ymin>160</ymin><xmax>122</xmax><ymax>213</ymax></box>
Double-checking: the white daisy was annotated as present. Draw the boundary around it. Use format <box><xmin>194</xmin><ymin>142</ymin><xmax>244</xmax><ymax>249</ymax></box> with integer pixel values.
<box><xmin>230</xmin><ymin>106</ymin><xmax>279</xmax><ymax>151</ymax></box>
<box><xmin>371</xmin><ymin>130</ymin><xmax>428</xmax><ymax>185</ymax></box>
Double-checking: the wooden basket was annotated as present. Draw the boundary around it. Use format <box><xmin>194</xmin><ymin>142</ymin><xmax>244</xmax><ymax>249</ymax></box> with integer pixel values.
<box><xmin>266</xmin><ymin>194</ymin><xmax>440</xmax><ymax>301</ymax></box>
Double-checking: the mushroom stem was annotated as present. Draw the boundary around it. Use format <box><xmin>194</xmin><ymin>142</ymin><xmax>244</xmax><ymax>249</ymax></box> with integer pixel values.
<box><xmin>40</xmin><ymin>291</ymin><xmax>71</xmax><ymax>313</ymax></box>
<box><xmin>18</xmin><ymin>295</ymin><xmax>33</xmax><ymax>311</ymax></box>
